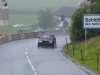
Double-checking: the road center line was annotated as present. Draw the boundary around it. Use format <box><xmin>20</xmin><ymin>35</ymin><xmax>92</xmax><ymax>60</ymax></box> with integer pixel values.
<box><xmin>28</xmin><ymin>60</ymin><xmax>32</xmax><ymax>65</ymax></box>
<box><xmin>29</xmin><ymin>46</ymin><xmax>32</xmax><ymax>47</ymax></box>
<box><xmin>25</xmin><ymin>47</ymin><xmax>38</xmax><ymax>75</ymax></box>
<box><xmin>25</xmin><ymin>52</ymin><xmax>27</xmax><ymax>54</ymax></box>
<box><xmin>34</xmin><ymin>72</ymin><xmax>38</xmax><ymax>75</ymax></box>
<box><xmin>27</xmin><ymin>56</ymin><xmax>29</xmax><ymax>60</ymax></box>
<box><xmin>31</xmin><ymin>65</ymin><xmax>35</xmax><ymax>71</ymax></box>
<box><xmin>26</xmin><ymin>48</ymin><xmax>28</xmax><ymax>51</ymax></box>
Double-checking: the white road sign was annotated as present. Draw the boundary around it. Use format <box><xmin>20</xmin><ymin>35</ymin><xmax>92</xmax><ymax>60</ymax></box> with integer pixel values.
<box><xmin>83</xmin><ymin>14</ymin><xmax>100</xmax><ymax>28</ymax></box>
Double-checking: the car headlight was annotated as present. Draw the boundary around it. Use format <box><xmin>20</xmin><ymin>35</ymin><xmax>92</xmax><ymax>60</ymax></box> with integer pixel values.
<box><xmin>49</xmin><ymin>41</ymin><xmax>53</xmax><ymax>43</ymax></box>
<box><xmin>38</xmin><ymin>40</ymin><xmax>42</xmax><ymax>42</ymax></box>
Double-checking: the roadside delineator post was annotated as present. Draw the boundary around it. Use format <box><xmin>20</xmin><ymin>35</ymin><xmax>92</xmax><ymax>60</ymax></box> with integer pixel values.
<box><xmin>96</xmin><ymin>73</ymin><xmax>99</xmax><ymax>75</ymax></box>
<box><xmin>65</xmin><ymin>38</ymin><xmax>68</xmax><ymax>50</ymax></box>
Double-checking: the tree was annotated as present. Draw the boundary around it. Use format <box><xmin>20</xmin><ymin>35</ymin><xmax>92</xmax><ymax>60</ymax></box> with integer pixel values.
<box><xmin>70</xmin><ymin>8</ymin><xmax>87</xmax><ymax>42</ymax></box>
<box><xmin>37</xmin><ymin>8</ymin><xmax>57</xmax><ymax>29</ymax></box>
<box><xmin>90</xmin><ymin>0</ymin><xmax>100</xmax><ymax>14</ymax></box>
<box><xmin>70</xmin><ymin>0</ymin><xmax>100</xmax><ymax>42</ymax></box>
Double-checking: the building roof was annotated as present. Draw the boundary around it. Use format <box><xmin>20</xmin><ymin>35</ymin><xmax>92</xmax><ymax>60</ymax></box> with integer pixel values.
<box><xmin>53</xmin><ymin>6</ymin><xmax>78</xmax><ymax>17</ymax></box>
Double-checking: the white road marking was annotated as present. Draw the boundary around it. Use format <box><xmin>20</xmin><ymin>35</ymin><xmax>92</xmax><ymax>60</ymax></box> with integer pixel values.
<box><xmin>29</xmin><ymin>46</ymin><xmax>32</xmax><ymax>47</ymax></box>
<box><xmin>34</xmin><ymin>72</ymin><xmax>38</xmax><ymax>75</ymax></box>
<box><xmin>25</xmin><ymin>52</ymin><xmax>27</xmax><ymax>54</ymax></box>
<box><xmin>25</xmin><ymin>47</ymin><xmax>38</xmax><ymax>75</ymax></box>
<box><xmin>28</xmin><ymin>60</ymin><xmax>32</xmax><ymax>65</ymax></box>
<box><xmin>27</xmin><ymin>56</ymin><xmax>29</xmax><ymax>60</ymax></box>
<box><xmin>26</xmin><ymin>48</ymin><xmax>28</xmax><ymax>51</ymax></box>
<box><xmin>31</xmin><ymin>65</ymin><xmax>35</xmax><ymax>71</ymax></box>
<box><xmin>77</xmin><ymin>67</ymin><xmax>88</xmax><ymax>75</ymax></box>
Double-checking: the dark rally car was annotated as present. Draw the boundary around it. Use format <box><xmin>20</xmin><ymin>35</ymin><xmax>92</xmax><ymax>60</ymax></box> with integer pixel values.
<box><xmin>37</xmin><ymin>34</ymin><xmax>56</xmax><ymax>48</ymax></box>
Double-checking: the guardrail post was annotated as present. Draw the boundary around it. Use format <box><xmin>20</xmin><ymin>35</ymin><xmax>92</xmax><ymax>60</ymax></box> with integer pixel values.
<box><xmin>96</xmin><ymin>54</ymin><xmax>99</xmax><ymax>70</ymax></box>
<box><xmin>65</xmin><ymin>38</ymin><xmax>68</xmax><ymax>50</ymax></box>
<box><xmin>81</xmin><ymin>49</ymin><xmax>83</xmax><ymax>62</ymax></box>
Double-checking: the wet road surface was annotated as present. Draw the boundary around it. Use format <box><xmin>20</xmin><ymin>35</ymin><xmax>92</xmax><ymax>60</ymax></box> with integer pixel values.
<box><xmin>0</xmin><ymin>35</ymin><xmax>95</xmax><ymax>75</ymax></box>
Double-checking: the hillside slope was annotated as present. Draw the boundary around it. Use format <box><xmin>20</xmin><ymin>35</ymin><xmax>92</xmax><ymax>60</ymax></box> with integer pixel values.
<box><xmin>63</xmin><ymin>36</ymin><xmax>100</xmax><ymax>73</ymax></box>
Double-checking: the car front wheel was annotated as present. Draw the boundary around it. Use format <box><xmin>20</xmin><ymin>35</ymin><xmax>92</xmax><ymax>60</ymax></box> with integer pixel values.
<box><xmin>52</xmin><ymin>44</ymin><xmax>55</xmax><ymax>48</ymax></box>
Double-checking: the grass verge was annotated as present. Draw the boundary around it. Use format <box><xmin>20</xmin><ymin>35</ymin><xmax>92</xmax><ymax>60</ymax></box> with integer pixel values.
<box><xmin>0</xmin><ymin>26</ymin><xmax>32</xmax><ymax>33</ymax></box>
<box><xmin>63</xmin><ymin>36</ymin><xmax>100</xmax><ymax>73</ymax></box>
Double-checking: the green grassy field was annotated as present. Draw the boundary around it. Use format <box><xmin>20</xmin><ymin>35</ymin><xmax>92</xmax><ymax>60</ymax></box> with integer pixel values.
<box><xmin>0</xmin><ymin>14</ymin><xmax>38</xmax><ymax>33</ymax></box>
<box><xmin>1</xmin><ymin>0</ymin><xmax>81</xmax><ymax>33</ymax></box>
<box><xmin>9</xmin><ymin>14</ymin><xmax>38</xmax><ymax>25</ymax></box>
<box><xmin>0</xmin><ymin>0</ymin><xmax>81</xmax><ymax>33</ymax></box>
<box><xmin>1</xmin><ymin>13</ymin><xmax>57</xmax><ymax>33</ymax></box>
<box><xmin>0</xmin><ymin>26</ymin><xmax>32</xmax><ymax>33</ymax></box>
<box><xmin>63</xmin><ymin>36</ymin><xmax>100</xmax><ymax>73</ymax></box>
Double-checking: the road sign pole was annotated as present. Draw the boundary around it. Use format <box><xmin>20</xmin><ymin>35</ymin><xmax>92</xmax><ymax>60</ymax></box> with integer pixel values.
<box><xmin>85</xmin><ymin>29</ymin><xmax>87</xmax><ymax>56</ymax></box>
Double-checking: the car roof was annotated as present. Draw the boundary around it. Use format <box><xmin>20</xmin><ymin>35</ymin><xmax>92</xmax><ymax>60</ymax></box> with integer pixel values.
<box><xmin>42</xmin><ymin>34</ymin><xmax>54</xmax><ymax>36</ymax></box>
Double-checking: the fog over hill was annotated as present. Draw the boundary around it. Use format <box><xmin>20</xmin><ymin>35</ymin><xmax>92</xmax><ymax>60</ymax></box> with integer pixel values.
<box><xmin>0</xmin><ymin>0</ymin><xmax>84</xmax><ymax>9</ymax></box>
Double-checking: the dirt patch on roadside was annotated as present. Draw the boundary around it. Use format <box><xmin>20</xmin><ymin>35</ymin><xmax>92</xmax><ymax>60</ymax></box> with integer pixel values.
<box><xmin>0</xmin><ymin>32</ymin><xmax>13</xmax><ymax>36</ymax></box>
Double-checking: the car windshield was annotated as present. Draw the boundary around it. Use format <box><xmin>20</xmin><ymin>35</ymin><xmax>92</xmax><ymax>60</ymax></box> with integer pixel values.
<box><xmin>40</xmin><ymin>35</ymin><xmax>53</xmax><ymax>40</ymax></box>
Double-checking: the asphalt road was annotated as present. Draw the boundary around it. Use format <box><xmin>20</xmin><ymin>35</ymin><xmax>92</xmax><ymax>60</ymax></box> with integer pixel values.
<box><xmin>0</xmin><ymin>35</ymin><xmax>95</xmax><ymax>75</ymax></box>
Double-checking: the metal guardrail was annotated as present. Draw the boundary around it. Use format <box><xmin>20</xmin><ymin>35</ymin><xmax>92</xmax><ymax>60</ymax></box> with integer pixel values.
<box><xmin>0</xmin><ymin>29</ymin><xmax>69</xmax><ymax>45</ymax></box>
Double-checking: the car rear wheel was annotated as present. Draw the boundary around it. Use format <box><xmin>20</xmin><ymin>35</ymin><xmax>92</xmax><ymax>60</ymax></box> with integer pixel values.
<box><xmin>38</xmin><ymin>44</ymin><xmax>40</xmax><ymax>47</ymax></box>
<box><xmin>52</xmin><ymin>44</ymin><xmax>55</xmax><ymax>48</ymax></box>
